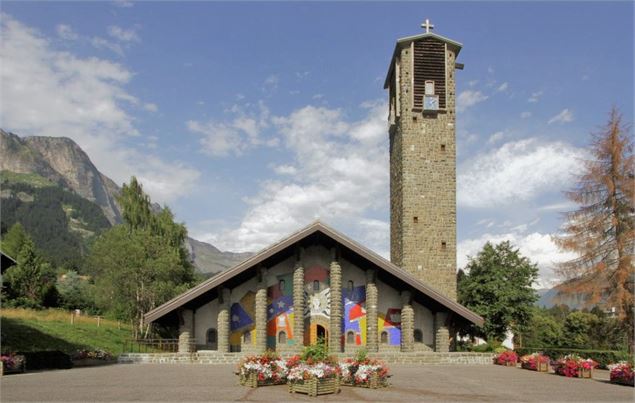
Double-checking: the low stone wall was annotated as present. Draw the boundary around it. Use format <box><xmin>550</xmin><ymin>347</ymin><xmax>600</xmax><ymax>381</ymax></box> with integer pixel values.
<box><xmin>119</xmin><ymin>351</ymin><xmax>495</xmax><ymax>366</ymax></box>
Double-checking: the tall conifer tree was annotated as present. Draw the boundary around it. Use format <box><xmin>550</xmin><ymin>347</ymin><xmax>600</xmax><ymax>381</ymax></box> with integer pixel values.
<box><xmin>553</xmin><ymin>108</ymin><xmax>634</xmax><ymax>321</ymax></box>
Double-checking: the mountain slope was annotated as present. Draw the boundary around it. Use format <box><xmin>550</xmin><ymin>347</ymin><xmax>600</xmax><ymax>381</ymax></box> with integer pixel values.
<box><xmin>1</xmin><ymin>130</ymin><xmax>121</xmax><ymax>224</ymax></box>
<box><xmin>0</xmin><ymin>129</ymin><xmax>251</xmax><ymax>274</ymax></box>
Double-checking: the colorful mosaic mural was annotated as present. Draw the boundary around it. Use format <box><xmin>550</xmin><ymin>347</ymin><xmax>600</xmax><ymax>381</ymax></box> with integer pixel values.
<box><xmin>266</xmin><ymin>273</ymin><xmax>294</xmax><ymax>346</ymax></box>
<box><xmin>342</xmin><ymin>285</ymin><xmax>366</xmax><ymax>345</ymax></box>
<box><xmin>378</xmin><ymin>308</ymin><xmax>402</xmax><ymax>345</ymax></box>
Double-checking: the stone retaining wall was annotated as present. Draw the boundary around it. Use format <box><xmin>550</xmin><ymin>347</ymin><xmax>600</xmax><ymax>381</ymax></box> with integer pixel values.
<box><xmin>118</xmin><ymin>352</ymin><xmax>495</xmax><ymax>366</ymax></box>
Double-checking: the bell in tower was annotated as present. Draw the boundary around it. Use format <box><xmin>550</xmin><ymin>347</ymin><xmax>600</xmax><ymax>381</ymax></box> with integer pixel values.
<box><xmin>384</xmin><ymin>20</ymin><xmax>463</xmax><ymax>300</ymax></box>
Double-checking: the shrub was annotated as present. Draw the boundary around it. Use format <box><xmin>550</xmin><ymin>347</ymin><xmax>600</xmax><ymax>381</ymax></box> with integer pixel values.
<box><xmin>16</xmin><ymin>350</ymin><xmax>72</xmax><ymax>370</ymax></box>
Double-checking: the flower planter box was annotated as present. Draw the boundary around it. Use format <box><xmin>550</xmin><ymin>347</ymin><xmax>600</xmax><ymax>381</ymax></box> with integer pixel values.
<box><xmin>521</xmin><ymin>362</ymin><xmax>549</xmax><ymax>372</ymax></box>
<box><xmin>341</xmin><ymin>372</ymin><xmax>388</xmax><ymax>389</ymax></box>
<box><xmin>1</xmin><ymin>356</ymin><xmax>26</xmax><ymax>375</ymax></box>
<box><xmin>610</xmin><ymin>377</ymin><xmax>634</xmax><ymax>387</ymax></box>
<box><xmin>238</xmin><ymin>372</ymin><xmax>285</xmax><ymax>388</ymax></box>
<box><xmin>504</xmin><ymin>361</ymin><xmax>516</xmax><ymax>367</ymax></box>
<box><xmin>288</xmin><ymin>377</ymin><xmax>340</xmax><ymax>396</ymax></box>
<box><xmin>577</xmin><ymin>368</ymin><xmax>592</xmax><ymax>379</ymax></box>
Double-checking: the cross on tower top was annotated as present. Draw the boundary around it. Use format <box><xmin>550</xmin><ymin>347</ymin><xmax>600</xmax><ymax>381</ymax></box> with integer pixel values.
<box><xmin>421</xmin><ymin>18</ymin><xmax>434</xmax><ymax>33</ymax></box>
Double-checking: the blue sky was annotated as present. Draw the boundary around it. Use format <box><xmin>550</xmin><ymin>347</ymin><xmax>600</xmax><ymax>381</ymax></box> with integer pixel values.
<box><xmin>1</xmin><ymin>1</ymin><xmax>633</xmax><ymax>286</ymax></box>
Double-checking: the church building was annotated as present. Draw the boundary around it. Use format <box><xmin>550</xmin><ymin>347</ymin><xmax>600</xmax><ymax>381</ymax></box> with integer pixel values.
<box><xmin>144</xmin><ymin>22</ymin><xmax>483</xmax><ymax>355</ymax></box>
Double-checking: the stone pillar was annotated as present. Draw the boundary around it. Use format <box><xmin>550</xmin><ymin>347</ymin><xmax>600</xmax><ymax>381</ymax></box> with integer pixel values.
<box><xmin>293</xmin><ymin>263</ymin><xmax>305</xmax><ymax>352</ymax></box>
<box><xmin>434</xmin><ymin>311</ymin><xmax>450</xmax><ymax>353</ymax></box>
<box><xmin>178</xmin><ymin>309</ymin><xmax>194</xmax><ymax>353</ymax></box>
<box><xmin>255</xmin><ymin>268</ymin><xmax>268</xmax><ymax>353</ymax></box>
<box><xmin>400</xmin><ymin>291</ymin><xmax>414</xmax><ymax>352</ymax></box>
<box><xmin>217</xmin><ymin>288</ymin><xmax>231</xmax><ymax>353</ymax></box>
<box><xmin>329</xmin><ymin>258</ymin><xmax>342</xmax><ymax>353</ymax></box>
<box><xmin>365</xmin><ymin>269</ymin><xmax>378</xmax><ymax>352</ymax></box>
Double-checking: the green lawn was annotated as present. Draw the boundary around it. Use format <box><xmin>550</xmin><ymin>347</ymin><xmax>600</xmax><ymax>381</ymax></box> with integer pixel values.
<box><xmin>1</xmin><ymin>308</ymin><xmax>134</xmax><ymax>356</ymax></box>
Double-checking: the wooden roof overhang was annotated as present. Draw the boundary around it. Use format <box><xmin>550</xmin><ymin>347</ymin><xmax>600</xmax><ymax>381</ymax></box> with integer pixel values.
<box><xmin>145</xmin><ymin>221</ymin><xmax>484</xmax><ymax>327</ymax></box>
<box><xmin>383</xmin><ymin>32</ymin><xmax>463</xmax><ymax>90</ymax></box>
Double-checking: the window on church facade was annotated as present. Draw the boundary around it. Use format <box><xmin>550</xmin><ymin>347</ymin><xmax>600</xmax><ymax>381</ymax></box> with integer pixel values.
<box><xmin>207</xmin><ymin>328</ymin><xmax>217</xmax><ymax>344</ymax></box>
<box><xmin>278</xmin><ymin>331</ymin><xmax>287</xmax><ymax>344</ymax></box>
<box><xmin>243</xmin><ymin>330</ymin><xmax>251</xmax><ymax>344</ymax></box>
<box><xmin>414</xmin><ymin>329</ymin><xmax>423</xmax><ymax>343</ymax></box>
<box><xmin>348</xmin><ymin>280</ymin><xmax>354</xmax><ymax>291</ymax></box>
<box><xmin>313</xmin><ymin>280</ymin><xmax>319</xmax><ymax>292</ymax></box>
<box><xmin>346</xmin><ymin>331</ymin><xmax>355</xmax><ymax>344</ymax></box>
<box><xmin>380</xmin><ymin>331</ymin><xmax>388</xmax><ymax>344</ymax></box>
<box><xmin>279</xmin><ymin>279</ymin><xmax>285</xmax><ymax>292</ymax></box>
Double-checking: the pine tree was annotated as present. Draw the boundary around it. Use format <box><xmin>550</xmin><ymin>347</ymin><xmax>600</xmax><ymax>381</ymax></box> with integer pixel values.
<box><xmin>553</xmin><ymin>108</ymin><xmax>634</xmax><ymax>320</ymax></box>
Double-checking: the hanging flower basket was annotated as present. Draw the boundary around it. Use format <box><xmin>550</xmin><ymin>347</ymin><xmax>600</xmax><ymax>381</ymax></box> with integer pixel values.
<box><xmin>608</xmin><ymin>362</ymin><xmax>634</xmax><ymax>387</ymax></box>
<box><xmin>520</xmin><ymin>353</ymin><xmax>550</xmax><ymax>373</ymax></box>
<box><xmin>288</xmin><ymin>377</ymin><xmax>340</xmax><ymax>396</ymax></box>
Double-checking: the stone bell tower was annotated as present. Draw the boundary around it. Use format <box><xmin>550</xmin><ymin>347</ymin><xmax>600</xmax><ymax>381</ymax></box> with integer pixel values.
<box><xmin>385</xmin><ymin>19</ymin><xmax>462</xmax><ymax>300</ymax></box>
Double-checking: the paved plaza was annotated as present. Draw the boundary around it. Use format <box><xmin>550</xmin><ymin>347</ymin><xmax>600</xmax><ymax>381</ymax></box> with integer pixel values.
<box><xmin>1</xmin><ymin>363</ymin><xmax>633</xmax><ymax>402</ymax></box>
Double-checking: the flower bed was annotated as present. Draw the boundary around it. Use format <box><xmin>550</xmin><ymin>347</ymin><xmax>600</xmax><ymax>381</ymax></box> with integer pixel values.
<box><xmin>494</xmin><ymin>351</ymin><xmax>518</xmax><ymax>367</ymax></box>
<box><xmin>553</xmin><ymin>355</ymin><xmax>598</xmax><ymax>378</ymax></box>
<box><xmin>608</xmin><ymin>362</ymin><xmax>634</xmax><ymax>386</ymax></box>
<box><xmin>339</xmin><ymin>350</ymin><xmax>389</xmax><ymax>388</ymax></box>
<box><xmin>1</xmin><ymin>353</ymin><xmax>26</xmax><ymax>375</ymax></box>
<box><xmin>237</xmin><ymin>352</ymin><xmax>288</xmax><ymax>387</ymax></box>
<box><xmin>287</xmin><ymin>361</ymin><xmax>340</xmax><ymax>396</ymax></box>
<box><xmin>520</xmin><ymin>353</ymin><xmax>550</xmax><ymax>372</ymax></box>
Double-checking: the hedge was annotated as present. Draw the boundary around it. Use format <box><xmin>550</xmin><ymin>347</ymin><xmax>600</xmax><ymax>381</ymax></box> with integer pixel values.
<box><xmin>515</xmin><ymin>347</ymin><xmax>632</xmax><ymax>369</ymax></box>
<box><xmin>16</xmin><ymin>351</ymin><xmax>73</xmax><ymax>370</ymax></box>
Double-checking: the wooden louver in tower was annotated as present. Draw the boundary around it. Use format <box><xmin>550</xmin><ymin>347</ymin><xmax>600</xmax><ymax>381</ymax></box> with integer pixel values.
<box><xmin>413</xmin><ymin>38</ymin><xmax>446</xmax><ymax>110</ymax></box>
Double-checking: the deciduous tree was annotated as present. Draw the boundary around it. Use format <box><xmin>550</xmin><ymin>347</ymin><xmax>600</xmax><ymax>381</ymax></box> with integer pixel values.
<box><xmin>458</xmin><ymin>241</ymin><xmax>539</xmax><ymax>342</ymax></box>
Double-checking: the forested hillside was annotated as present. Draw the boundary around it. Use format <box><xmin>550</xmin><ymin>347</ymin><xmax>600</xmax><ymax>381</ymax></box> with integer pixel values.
<box><xmin>1</xmin><ymin>171</ymin><xmax>111</xmax><ymax>270</ymax></box>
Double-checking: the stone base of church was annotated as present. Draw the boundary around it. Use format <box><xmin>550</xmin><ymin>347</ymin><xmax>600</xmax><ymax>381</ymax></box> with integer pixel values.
<box><xmin>118</xmin><ymin>351</ymin><xmax>495</xmax><ymax>366</ymax></box>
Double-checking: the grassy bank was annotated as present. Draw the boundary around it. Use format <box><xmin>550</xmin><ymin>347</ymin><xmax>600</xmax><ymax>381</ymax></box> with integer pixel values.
<box><xmin>1</xmin><ymin>308</ymin><xmax>133</xmax><ymax>356</ymax></box>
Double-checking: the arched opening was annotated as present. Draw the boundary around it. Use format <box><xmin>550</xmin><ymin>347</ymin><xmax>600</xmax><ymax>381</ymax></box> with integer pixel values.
<box><xmin>279</xmin><ymin>279</ymin><xmax>285</xmax><ymax>292</ymax></box>
<box><xmin>278</xmin><ymin>331</ymin><xmax>287</xmax><ymax>344</ymax></box>
<box><xmin>414</xmin><ymin>329</ymin><xmax>423</xmax><ymax>343</ymax></box>
<box><xmin>206</xmin><ymin>328</ymin><xmax>218</xmax><ymax>349</ymax></box>
<box><xmin>316</xmin><ymin>325</ymin><xmax>326</xmax><ymax>343</ymax></box>
<box><xmin>243</xmin><ymin>330</ymin><xmax>251</xmax><ymax>344</ymax></box>
<box><xmin>313</xmin><ymin>280</ymin><xmax>320</xmax><ymax>292</ymax></box>
<box><xmin>348</xmin><ymin>280</ymin><xmax>354</xmax><ymax>292</ymax></box>
<box><xmin>380</xmin><ymin>331</ymin><xmax>388</xmax><ymax>344</ymax></box>
<box><xmin>346</xmin><ymin>331</ymin><xmax>355</xmax><ymax>345</ymax></box>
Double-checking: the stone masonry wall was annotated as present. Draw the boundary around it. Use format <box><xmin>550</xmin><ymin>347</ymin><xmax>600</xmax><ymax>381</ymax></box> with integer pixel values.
<box><xmin>118</xmin><ymin>352</ymin><xmax>495</xmax><ymax>366</ymax></box>
<box><xmin>389</xmin><ymin>40</ymin><xmax>458</xmax><ymax>300</ymax></box>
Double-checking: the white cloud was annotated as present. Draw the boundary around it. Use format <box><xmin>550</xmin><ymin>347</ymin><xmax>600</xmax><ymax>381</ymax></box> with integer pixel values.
<box><xmin>528</xmin><ymin>90</ymin><xmax>543</xmax><ymax>103</ymax></box>
<box><xmin>143</xmin><ymin>103</ymin><xmax>158</xmax><ymax>112</ymax></box>
<box><xmin>487</xmin><ymin>131</ymin><xmax>505</xmax><ymax>144</ymax></box>
<box><xmin>273</xmin><ymin>164</ymin><xmax>297</xmax><ymax>175</ymax></box>
<box><xmin>458</xmin><ymin>231</ymin><xmax>577</xmax><ymax>287</ymax></box>
<box><xmin>108</xmin><ymin>25</ymin><xmax>140</xmax><ymax>43</ymax></box>
<box><xmin>547</xmin><ymin>108</ymin><xmax>574</xmax><ymax>125</ymax></box>
<box><xmin>497</xmin><ymin>82</ymin><xmax>508</xmax><ymax>92</ymax></box>
<box><xmin>113</xmin><ymin>0</ymin><xmax>134</xmax><ymax>7</ymax></box>
<box><xmin>263</xmin><ymin>74</ymin><xmax>279</xmax><ymax>90</ymax></box>
<box><xmin>202</xmin><ymin>102</ymin><xmax>389</xmax><ymax>252</ymax></box>
<box><xmin>468</xmin><ymin>80</ymin><xmax>479</xmax><ymax>87</ymax></box>
<box><xmin>520</xmin><ymin>111</ymin><xmax>532</xmax><ymax>119</ymax></box>
<box><xmin>187</xmin><ymin>102</ymin><xmax>272</xmax><ymax>156</ymax></box>
<box><xmin>458</xmin><ymin>138</ymin><xmax>586</xmax><ymax>208</ymax></box>
<box><xmin>56</xmin><ymin>24</ymin><xmax>78</xmax><ymax>41</ymax></box>
<box><xmin>91</xmin><ymin>36</ymin><xmax>124</xmax><ymax>56</ymax></box>
<box><xmin>457</xmin><ymin>90</ymin><xmax>488</xmax><ymax>112</ymax></box>
<box><xmin>0</xmin><ymin>13</ymin><xmax>199</xmax><ymax>205</ymax></box>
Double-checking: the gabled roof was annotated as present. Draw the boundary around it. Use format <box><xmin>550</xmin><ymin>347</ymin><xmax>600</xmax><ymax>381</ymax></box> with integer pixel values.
<box><xmin>145</xmin><ymin>221</ymin><xmax>483</xmax><ymax>326</ymax></box>
<box><xmin>384</xmin><ymin>32</ymin><xmax>463</xmax><ymax>89</ymax></box>
<box><xmin>1</xmin><ymin>250</ymin><xmax>17</xmax><ymax>274</ymax></box>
